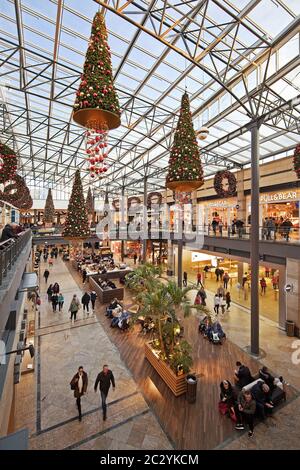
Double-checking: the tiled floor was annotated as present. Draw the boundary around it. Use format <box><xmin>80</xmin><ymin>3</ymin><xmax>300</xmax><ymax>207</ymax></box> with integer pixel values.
<box><xmin>14</xmin><ymin>255</ymin><xmax>172</xmax><ymax>451</ymax></box>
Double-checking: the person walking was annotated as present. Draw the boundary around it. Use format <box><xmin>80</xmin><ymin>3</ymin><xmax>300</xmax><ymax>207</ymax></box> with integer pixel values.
<box><xmin>223</xmin><ymin>272</ymin><xmax>230</xmax><ymax>289</ymax></box>
<box><xmin>51</xmin><ymin>293</ymin><xmax>58</xmax><ymax>312</ymax></box>
<box><xmin>90</xmin><ymin>291</ymin><xmax>97</xmax><ymax>311</ymax></box>
<box><xmin>81</xmin><ymin>292</ymin><xmax>91</xmax><ymax>314</ymax></box>
<box><xmin>220</xmin><ymin>296</ymin><xmax>226</xmax><ymax>315</ymax></box>
<box><xmin>82</xmin><ymin>269</ymin><xmax>87</xmax><ymax>284</ymax></box>
<box><xmin>214</xmin><ymin>294</ymin><xmax>220</xmax><ymax>314</ymax></box>
<box><xmin>196</xmin><ymin>271</ymin><xmax>203</xmax><ymax>287</ymax></box>
<box><xmin>70</xmin><ymin>366</ymin><xmax>88</xmax><ymax>422</ymax></box>
<box><xmin>133</xmin><ymin>253</ymin><xmax>137</xmax><ymax>265</ymax></box>
<box><xmin>69</xmin><ymin>294</ymin><xmax>80</xmax><ymax>322</ymax></box>
<box><xmin>260</xmin><ymin>277</ymin><xmax>267</xmax><ymax>295</ymax></box>
<box><xmin>52</xmin><ymin>282</ymin><xmax>60</xmax><ymax>294</ymax></box>
<box><xmin>58</xmin><ymin>292</ymin><xmax>64</xmax><ymax>311</ymax></box>
<box><xmin>199</xmin><ymin>286</ymin><xmax>207</xmax><ymax>306</ymax></box>
<box><xmin>43</xmin><ymin>269</ymin><xmax>50</xmax><ymax>283</ymax></box>
<box><xmin>215</xmin><ymin>267</ymin><xmax>221</xmax><ymax>282</ymax></box>
<box><xmin>183</xmin><ymin>271</ymin><xmax>188</xmax><ymax>287</ymax></box>
<box><xmin>225</xmin><ymin>291</ymin><xmax>231</xmax><ymax>310</ymax></box>
<box><xmin>47</xmin><ymin>284</ymin><xmax>53</xmax><ymax>302</ymax></box>
<box><xmin>94</xmin><ymin>365</ymin><xmax>115</xmax><ymax>421</ymax></box>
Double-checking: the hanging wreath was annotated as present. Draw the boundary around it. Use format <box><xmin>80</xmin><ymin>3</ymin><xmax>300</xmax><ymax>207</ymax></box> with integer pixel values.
<box><xmin>0</xmin><ymin>174</ymin><xmax>32</xmax><ymax>209</ymax></box>
<box><xmin>0</xmin><ymin>143</ymin><xmax>18</xmax><ymax>183</ymax></box>
<box><xmin>293</xmin><ymin>144</ymin><xmax>300</xmax><ymax>179</ymax></box>
<box><xmin>112</xmin><ymin>199</ymin><xmax>120</xmax><ymax>211</ymax></box>
<box><xmin>214</xmin><ymin>170</ymin><xmax>237</xmax><ymax>197</ymax></box>
<box><xmin>128</xmin><ymin>196</ymin><xmax>141</xmax><ymax>210</ymax></box>
<box><xmin>147</xmin><ymin>192</ymin><xmax>162</xmax><ymax>208</ymax></box>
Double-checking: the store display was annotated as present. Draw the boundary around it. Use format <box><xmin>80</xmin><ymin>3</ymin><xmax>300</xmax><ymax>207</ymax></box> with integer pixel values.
<box><xmin>63</xmin><ymin>169</ymin><xmax>90</xmax><ymax>240</ymax></box>
<box><xmin>214</xmin><ymin>170</ymin><xmax>237</xmax><ymax>198</ymax></box>
<box><xmin>166</xmin><ymin>92</ymin><xmax>204</xmax><ymax>192</ymax></box>
<box><xmin>293</xmin><ymin>143</ymin><xmax>300</xmax><ymax>179</ymax></box>
<box><xmin>0</xmin><ymin>143</ymin><xmax>18</xmax><ymax>183</ymax></box>
<box><xmin>43</xmin><ymin>188</ymin><xmax>55</xmax><ymax>224</ymax></box>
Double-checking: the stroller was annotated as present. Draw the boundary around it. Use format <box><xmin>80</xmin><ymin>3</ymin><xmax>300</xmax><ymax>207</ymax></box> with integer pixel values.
<box><xmin>208</xmin><ymin>321</ymin><xmax>226</xmax><ymax>345</ymax></box>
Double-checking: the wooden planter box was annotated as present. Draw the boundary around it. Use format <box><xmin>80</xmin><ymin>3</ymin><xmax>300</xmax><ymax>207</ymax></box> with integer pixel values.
<box><xmin>145</xmin><ymin>342</ymin><xmax>187</xmax><ymax>396</ymax></box>
<box><xmin>89</xmin><ymin>276</ymin><xmax>124</xmax><ymax>304</ymax></box>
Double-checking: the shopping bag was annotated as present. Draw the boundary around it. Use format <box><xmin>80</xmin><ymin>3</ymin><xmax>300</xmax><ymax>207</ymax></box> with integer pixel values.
<box><xmin>218</xmin><ymin>401</ymin><xmax>228</xmax><ymax>415</ymax></box>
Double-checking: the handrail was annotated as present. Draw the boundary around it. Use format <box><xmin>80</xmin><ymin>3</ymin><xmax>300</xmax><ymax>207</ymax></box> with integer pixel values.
<box><xmin>0</xmin><ymin>229</ymin><xmax>32</xmax><ymax>288</ymax></box>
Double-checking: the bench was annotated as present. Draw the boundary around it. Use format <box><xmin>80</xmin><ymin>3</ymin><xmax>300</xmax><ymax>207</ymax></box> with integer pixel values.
<box><xmin>243</xmin><ymin>377</ymin><xmax>286</xmax><ymax>406</ymax></box>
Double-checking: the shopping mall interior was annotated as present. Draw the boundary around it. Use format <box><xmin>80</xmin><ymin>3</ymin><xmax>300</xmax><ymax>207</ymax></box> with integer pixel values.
<box><xmin>0</xmin><ymin>0</ymin><xmax>300</xmax><ymax>455</ymax></box>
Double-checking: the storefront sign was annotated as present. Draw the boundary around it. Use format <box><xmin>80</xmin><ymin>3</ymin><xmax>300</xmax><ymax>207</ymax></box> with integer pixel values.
<box><xmin>260</xmin><ymin>191</ymin><xmax>297</xmax><ymax>203</ymax></box>
<box><xmin>206</xmin><ymin>199</ymin><xmax>236</xmax><ymax>208</ymax></box>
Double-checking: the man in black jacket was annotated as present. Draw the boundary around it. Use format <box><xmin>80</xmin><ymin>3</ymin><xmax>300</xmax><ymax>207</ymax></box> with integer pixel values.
<box><xmin>234</xmin><ymin>361</ymin><xmax>253</xmax><ymax>389</ymax></box>
<box><xmin>94</xmin><ymin>365</ymin><xmax>115</xmax><ymax>420</ymax></box>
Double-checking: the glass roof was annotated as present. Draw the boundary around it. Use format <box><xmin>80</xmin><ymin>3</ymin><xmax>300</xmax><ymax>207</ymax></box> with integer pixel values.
<box><xmin>0</xmin><ymin>0</ymin><xmax>299</xmax><ymax>197</ymax></box>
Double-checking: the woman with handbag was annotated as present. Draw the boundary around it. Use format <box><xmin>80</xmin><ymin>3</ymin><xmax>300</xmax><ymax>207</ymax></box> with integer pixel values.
<box><xmin>219</xmin><ymin>380</ymin><xmax>235</xmax><ymax>415</ymax></box>
<box><xmin>70</xmin><ymin>366</ymin><xmax>88</xmax><ymax>421</ymax></box>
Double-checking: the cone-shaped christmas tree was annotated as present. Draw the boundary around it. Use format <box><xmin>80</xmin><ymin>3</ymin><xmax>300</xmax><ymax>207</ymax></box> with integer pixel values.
<box><xmin>73</xmin><ymin>11</ymin><xmax>121</xmax><ymax>130</ymax></box>
<box><xmin>85</xmin><ymin>186</ymin><xmax>94</xmax><ymax>215</ymax></box>
<box><xmin>43</xmin><ymin>188</ymin><xmax>55</xmax><ymax>224</ymax></box>
<box><xmin>0</xmin><ymin>142</ymin><xmax>18</xmax><ymax>183</ymax></box>
<box><xmin>293</xmin><ymin>143</ymin><xmax>300</xmax><ymax>179</ymax></box>
<box><xmin>63</xmin><ymin>170</ymin><xmax>90</xmax><ymax>240</ymax></box>
<box><xmin>166</xmin><ymin>92</ymin><xmax>204</xmax><ymax>192</ymax></box>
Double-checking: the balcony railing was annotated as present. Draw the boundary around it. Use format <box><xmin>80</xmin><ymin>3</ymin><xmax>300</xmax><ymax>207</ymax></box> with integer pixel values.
<box><xmin>0</xmin><ymin>230</ymin><xmax>32</xmax><ymax>288</ymax></box>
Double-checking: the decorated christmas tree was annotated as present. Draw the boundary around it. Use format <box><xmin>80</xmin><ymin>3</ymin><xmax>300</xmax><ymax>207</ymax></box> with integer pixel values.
<box><xmin>85</xmin><ymin>186</ymin><xmax>94</xmax><ymax>215</ymax></box>
<box><xmin>166</xmin><ymin>92</ymin><xmax>204</xmax><ymax>192</ymax></box>
<box><xmin>73</xmin><ymin>11</ymin><xmax>120</xmax><ymax>130</ymax></box>
<box><xmin>63</xmin><ymin>170</ymin><xmax>90</xmax><ymax>239</ymax></box>
<box><xmin>43</xmin><ymin>188</ymin><xmax>55</xmax><ymax>224</ymax></box>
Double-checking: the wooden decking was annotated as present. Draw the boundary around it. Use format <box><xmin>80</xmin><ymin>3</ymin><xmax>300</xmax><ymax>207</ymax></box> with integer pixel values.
<box><xmin>68</xmin><ymin>263</ymin><xmax>295</xmax><ymax>450</ymax></box>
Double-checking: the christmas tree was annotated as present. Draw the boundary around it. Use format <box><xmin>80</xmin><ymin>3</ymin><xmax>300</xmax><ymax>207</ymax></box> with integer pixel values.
<box><xmin>0</xmin><ymin>142</ymin><xmax>18</xmax><ymax>183</ymax></box>
<box><xmin>43</xmin><ymin>188</ymin><xmax>55</xmax><ymax>224</ymax></box>
<box><xmin>73</xmin><ymin>11</ymin><xmax>120</xmax><ymax>128</ymax></box>
<box><xmin>85</xmin><ymin>186</ymin><xmax>94</xmax><ymax>215</ymax></box>
<box><xmin>293</xmin><ymin>143</ymin><xmax>300</xmax><ymax>179</ymax></box>
<box><xmin>166</xmin><ymin>92</ymin><xmax>204</xmax><ymax>191</ymax></box>
<box><xmin>63</xmin><ymin>170</ymin><xmax>90</xmax><ymax>239</ymax></box>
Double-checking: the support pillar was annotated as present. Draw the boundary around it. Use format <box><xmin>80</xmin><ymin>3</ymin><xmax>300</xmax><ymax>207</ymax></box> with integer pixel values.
<box><xmin>278</xmin><ymin>265</ymin><xmax>287</xmax><ymax>330</ymax></box>
<box><xmin>250</xmin><ymin>123</ymin><xmax>260</xmax><ymax>356</ymax></box>
<box><xmin>167</xmin><ymin>240</ymin><xmax>174</xmax><ymax>276</ymax></box>
<box><xmin>237</xmin><ymin>168</ymin><xmax>246</xmax><ymax>224</ymax></box>
<box><xmin>177</xmin><ymin>240</ymin><xmax>183</xmax><ymax>288</ymax></box>
<box><xmin>33</xmin><ymin>209</ymin><xmax>37</xmax><ymax>225</ymax></box>
<box><xmin>142</xmin><ymin>177</ymin><xmax>148</xmax><ymax>263</ymax></box>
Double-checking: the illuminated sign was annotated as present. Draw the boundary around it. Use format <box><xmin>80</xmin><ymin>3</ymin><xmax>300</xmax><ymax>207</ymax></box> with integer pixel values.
<box><xmin>260</xmin><ymin>191</ymin><xmax>297</xmax><ymax>203</ymax></box>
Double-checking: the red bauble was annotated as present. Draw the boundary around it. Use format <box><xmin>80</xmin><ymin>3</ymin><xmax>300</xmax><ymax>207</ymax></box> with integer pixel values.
<box><xmin>103</xmin><ymin>167</ymin><xmax>108</xmax><ymax>172</ymax></box>
<box><xmin>89</xmin><ymin>158</ymin><xmax>95</xmax><ymax>164</ymax></box>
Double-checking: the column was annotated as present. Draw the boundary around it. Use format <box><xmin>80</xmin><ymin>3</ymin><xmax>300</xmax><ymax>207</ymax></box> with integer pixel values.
<box><xmin>278</xmin><ymin>265</ymin><xmax>287</xmax><ymax>330</ymax></box>
<box><xmin>167</xmin><ymin>240</ymin><xmax>174</xmax><ymax>276</ymax></box>
<box><xmin>286</xmin><ymin>258</ymin><xmax>300</xmax><ymax>328</ymax></box>
<box><xmin>236</xmin><ymin>168</ymin><xmax>246</xmax><ymax>224</ymax></box>
<box><xmin>250</xmin><ymin>123</ymin><xmax>260</xmax><ymax>356</ymax></box>
<box><xmin>177</xmin><ymin>240</ymin><xmax>183</xmax><ymax>288</ymax></box>
<box><xmin>33</xmin><ymin>209</ymin><xmax>37</xmax><ymax>225</ymax></box>
<box><xmin>142</xmin><ymin>177</ymin><xmax>147</xmax><ymax>263</ymax></box>
<box><xmin>120</xmin><ymin>186</ymin><xmax>125</xmax><ymax>262</ymax></box>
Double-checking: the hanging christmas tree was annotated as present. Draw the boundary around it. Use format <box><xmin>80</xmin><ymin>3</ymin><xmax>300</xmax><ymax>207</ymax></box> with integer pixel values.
<box><xmin>166</xmin><ymin>92</ymin><xmax>204</xmax><ymax>192</ymax></box>
<box><xmin>293</xmin><ymin>143</ymin><xmax>300</xmax><ymax>179</ymax></box>
<box><xmin>43</xmin><ymin>188</ymin><xmax>55</xmax><ymax>224</ymax></box>
<box><xmin>73</xmin><ymin>11</ymin><xmax>120</xmax><ymax>130</ymax></box>
<box><xmin>0</xmin><ymin>142</ymin><xmax>18</xmax><ymax>183</ymax></box>
<box><xmin>63</xmin><ymin>170</ymin><xmax>90</xmax><ymax>240</ymax></box>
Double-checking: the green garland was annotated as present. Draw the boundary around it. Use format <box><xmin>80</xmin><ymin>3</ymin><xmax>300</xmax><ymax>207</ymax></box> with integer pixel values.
<box><xmin>293</xmin><ymin>144</ymin><xmax>300</xmax><ymax>179</ymax></box>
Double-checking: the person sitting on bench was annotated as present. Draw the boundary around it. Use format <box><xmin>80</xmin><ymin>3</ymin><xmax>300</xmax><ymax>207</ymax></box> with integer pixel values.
<box><xmin>251</xmin><ymin>381</ymin><xmax>274</xmax><ymax>420</ymax></box>
<box><xmin>234</xmin><ymin>390</ymin><xmax>256</xmax><ymax>437</ymax></box>
<box><xmin>259</xmin><ymin>366</ymin><xmax>284</xmax><ymax>391</ymax></box>
<box><xmin>234</xmin><ymin>361</ymin><xmax>253</xmax><ymax>389</ymax></box>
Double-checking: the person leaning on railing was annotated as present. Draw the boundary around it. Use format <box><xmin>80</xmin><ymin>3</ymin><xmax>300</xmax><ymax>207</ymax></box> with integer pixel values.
<box><xmin>0</xmin><ymin>223</ymin><xmax>19</xmax><ymax>242</ymax></box>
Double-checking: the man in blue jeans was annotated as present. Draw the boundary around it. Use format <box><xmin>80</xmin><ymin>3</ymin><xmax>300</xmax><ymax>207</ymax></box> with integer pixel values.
<box><xmin>94</xmin><ymin>365</ymin><xmax>115</xmax><ymax>421</ymax></box>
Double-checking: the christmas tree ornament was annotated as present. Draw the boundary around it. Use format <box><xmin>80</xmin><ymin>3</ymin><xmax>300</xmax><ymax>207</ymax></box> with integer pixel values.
<box><xmin>63</xmin><ymin>170</ymin><xmax>90</xmax><ymax>242</ymax></box>
<box><xmin>196</xmin><ymin>126</ymin><xmax>209</xmax><ymax>140</ymax></box>
<box><xmin>166</xmin><ymin>93</ymin><xmax>204</xmax><ymax>192</ymax></box>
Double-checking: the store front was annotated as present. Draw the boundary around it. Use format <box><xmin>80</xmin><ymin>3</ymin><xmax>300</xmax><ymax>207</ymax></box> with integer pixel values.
<box><xmin>200</xmin><ymin>198</ymin><xmax>237</xmax><ymax>231</ymax></box>
<box><xmin>247</xmin><ymin>189</ymin><xmax>300</xmax><ymax>239</ymax></box>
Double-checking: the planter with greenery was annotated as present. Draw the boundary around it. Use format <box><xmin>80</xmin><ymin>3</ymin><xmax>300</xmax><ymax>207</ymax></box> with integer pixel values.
<box><xmin>125</xmin><ymin>264</ymin><xmax>207</xmax><ymax>395</ymax></box>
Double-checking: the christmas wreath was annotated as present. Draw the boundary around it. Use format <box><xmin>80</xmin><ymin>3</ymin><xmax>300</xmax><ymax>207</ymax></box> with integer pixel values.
<box><xmin>147</xmin><ymin>192</ymin><xmax>162</xmax><ymax>208</ymax></box>
<box><xmin>112</xmin><ymin>199</ymin><xmax>120</xmax><ymax>211</ymax></box>
<box><xmin>293</xmin><ymin>144</ymin><xmax>300</xmax><ymax>179</ymax></box>
<box><xmin>128</xmin><ymin>196</ymin><xmax>141</xmax><ymax>210</ymax></box>
<box><xmin>0</xmin><ymin>143</ymin><xmax>18</xmax><ymax>183</ymax></box>
<box><xmin>214</xmin><ymin>170</ymin><xmax>237</xmax><ymax>198</ymax></box>
<box><xmin>0</xmin><ymin>174</ymin><xmax>32</xmax><ymax>209</ymax></box>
